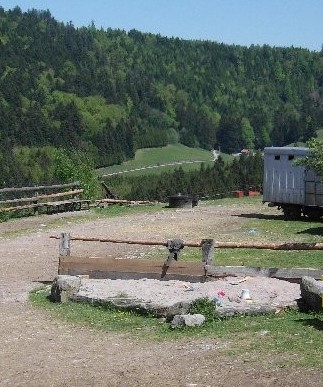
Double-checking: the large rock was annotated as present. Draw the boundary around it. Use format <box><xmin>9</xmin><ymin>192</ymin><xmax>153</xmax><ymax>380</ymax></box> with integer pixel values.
<box><xmin>51</xmin><ymin>275</ymin><xmax>81</xmax><ymax>303</ymax></box>
<box><xmin>300</xmin><ymin>276</ymin><xmax>323</xmax><ymax>311</ymax></box>
<box><xmin>171</xmin><ymin>314</ymin><xmax>205</xmax><ymax>328</ymax></box>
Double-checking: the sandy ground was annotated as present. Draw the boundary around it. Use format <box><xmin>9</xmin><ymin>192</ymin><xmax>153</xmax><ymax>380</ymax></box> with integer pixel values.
<box><xmin>76</xmin><ymin>276</ymin><xmax>300</xmax><ymax>314</ymax></box>
<box><xmin>0</xmin><ymin>201</ymin><xmax>322</xmax><ymax>386</ymax></box>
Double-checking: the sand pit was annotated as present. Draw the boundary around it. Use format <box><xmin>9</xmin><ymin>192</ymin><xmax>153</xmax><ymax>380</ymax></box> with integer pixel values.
<box><xmin>72</xmin><ymin>276</ymin><xmax>301</xmax><ymax>317</ymax></box>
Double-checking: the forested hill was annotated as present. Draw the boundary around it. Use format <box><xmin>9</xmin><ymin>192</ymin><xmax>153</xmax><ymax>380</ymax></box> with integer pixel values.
<box><xmin>0</xmin><ymin>6</ymin><xmax>323</xmax><ymax>186</ymax></box>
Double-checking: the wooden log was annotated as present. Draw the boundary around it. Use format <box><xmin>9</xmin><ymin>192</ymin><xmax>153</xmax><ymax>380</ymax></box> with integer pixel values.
<box><xmin>0</xmin><ymin>182</ymin><xmax>80</xmax><ymax>194</ymax></box>
<box><xmin>50</xmin><ymin>235</ymin><xmax>323</xmax><ymax>251</ymax></box>
<box><xmin>0</xmin><ymin>203</ymin><xmax>39</xmax><ymax>212</ymax></box>
<box><xmin>201</xmin><ymin>239</ymin><xmax>214</xmax><ymax>265</ymax></box>
<box><xmin>38</xmin><ymin>189</ymin><xmax>84</xmax><ymax>200</ymax></box>
<box><xmin>59</xmin><ymin>233</ymin><xmax>71</xmax><ymax>256</ymax></box>
<box><xmin>0</xmin><ymin>189</ymin><xmax>84</xmax><ymax>206</ymax></box>
<box><xmin>50</xmin><ymin>234</ymin><xmax>202</xmax><ymax>248</ymax></box>
<box><xmin>96</xmin><ymin>198</ymin><xmax>155</xmax><ymax>205</ymax></box>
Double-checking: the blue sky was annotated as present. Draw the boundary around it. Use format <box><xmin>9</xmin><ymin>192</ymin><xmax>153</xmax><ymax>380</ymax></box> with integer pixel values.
<box><xmin>2</xmin><ymin>0</ymin><xmax>323</xmax><ymax>51</ymax></box>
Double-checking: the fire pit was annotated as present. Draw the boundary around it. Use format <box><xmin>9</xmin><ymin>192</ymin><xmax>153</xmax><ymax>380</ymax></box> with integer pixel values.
<box><xmin>168</xmin><ymin>194</ymin><xmax>198</xmax><ymax>208</ymax></box>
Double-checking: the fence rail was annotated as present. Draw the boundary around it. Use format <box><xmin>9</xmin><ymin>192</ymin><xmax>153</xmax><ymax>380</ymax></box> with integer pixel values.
<box><xmin>52</xmin><ymin>233</ymin><xmax>323</xmax><ymax>282</ymax></box>
<box><xmin>0</xmin><ymin>182</ymin><xmax>80</xmax><ymax>194</ymax></box>
<box><xmin>50</xmin><ymin>234</ymin><xmax>323</xmax><ymax>251</ymax></box>
<box><xmin>0</xmin><ymin>182</ymin><xmax>89</xmax><ymax>214</ymax></box>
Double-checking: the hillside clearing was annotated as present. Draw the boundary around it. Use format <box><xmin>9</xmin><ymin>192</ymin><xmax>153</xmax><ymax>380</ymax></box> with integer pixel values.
<box><xmin>97</xmin><ymin>144</ymin><xmax>217</xmax><ymax>177</ymax></box>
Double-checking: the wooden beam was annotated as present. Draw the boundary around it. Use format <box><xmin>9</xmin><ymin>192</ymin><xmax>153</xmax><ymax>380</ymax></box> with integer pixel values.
<box><xmin>0</xmin><ymin>203</ymin><xmax>39</xmax><ymax>212</ymax></box>
<box><xmin>0</xmin><ymin>182</ymin><xmax>80</xmax><ymax>194</ymax></box>
<box><xmin>51</xmin><ymin>234</ymin><xmax>202</xmax><ymax>248</ymax></box>
<box><xmin>50</xmin><ymin>234</ymin><xmax>323</xmax><ymax>250</ymax></box>
<box><xmin>58</xmin><ymin>256</ymin><xmax>205</xmax><ymax>281</ymax></box>
<box><xmin>206</xmin><ymin>265</ymin><xmax>323</xmax><ymax>281</ymax></box>
<box><xmin>0</xmin><ymin>189</ymin><xmax>84</xmax><ymax>206</ymax></box>
<box><xmin>96</xmin><ymin>198</ymin><xmax>155</xmax><ymax>205</ymax></box>
<box><xmin>59</xmin><ymin>233</ymin><xmax>71</xmax><ymax>256</ymax></box>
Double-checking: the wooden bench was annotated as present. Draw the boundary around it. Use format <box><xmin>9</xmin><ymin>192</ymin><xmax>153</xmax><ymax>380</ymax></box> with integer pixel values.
<box><xmin>44</xmin><ymin>199</ymin><xmax>91</xmax><ymax>214</ymax></box>
<box><xmin>0</xmin><ymin>183</ymin><xmax>90</xmax><ymax>216</ymax></box>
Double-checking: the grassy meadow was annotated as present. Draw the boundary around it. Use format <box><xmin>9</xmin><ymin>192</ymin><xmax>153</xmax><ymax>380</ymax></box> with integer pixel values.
<box><xmin>97</xmin><ymin>144</ymin><xmax>227</xmax><ymax>177</ymax></box>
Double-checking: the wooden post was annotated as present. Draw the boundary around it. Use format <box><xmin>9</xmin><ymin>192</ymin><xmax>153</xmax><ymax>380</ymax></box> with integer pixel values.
<box><xmin>59</xmin><ymin>232</ymin><xmax>71</xmax><ymax>256</ymax></box>
<box><xmin>201</xmin><ymin>239</ymin><xmax>214</xmax><ymax>265</ymax></box>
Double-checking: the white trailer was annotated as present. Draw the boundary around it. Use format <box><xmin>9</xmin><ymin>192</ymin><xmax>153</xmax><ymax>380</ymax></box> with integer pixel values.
<box><xmin>263</xmin><ymin>147</ymin><xmax>323</xmax><ymax>220</ymax></box>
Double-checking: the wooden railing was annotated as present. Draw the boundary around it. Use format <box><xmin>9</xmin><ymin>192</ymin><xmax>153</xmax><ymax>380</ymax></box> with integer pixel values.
<box><xmin>51</xmin><ymin>233</ymin><xmax>323</xmax><ymax>282</ymax></box>
<box><xmin>0</xmin><ymin>182</ymin><xmax>91</xmax><ymax>215</ymax></box>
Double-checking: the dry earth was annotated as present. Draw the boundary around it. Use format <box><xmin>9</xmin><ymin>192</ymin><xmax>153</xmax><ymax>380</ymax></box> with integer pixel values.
<box><xmin>0</xmin><ymin>201</ymin><xmax>322</xmax><ymax>387</ymax></box>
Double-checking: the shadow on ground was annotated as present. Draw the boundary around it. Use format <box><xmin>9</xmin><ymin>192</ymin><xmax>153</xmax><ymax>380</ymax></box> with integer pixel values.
<box><xmin>297</xmin><ymin>227</ymin><xmax>323</xmax><ymax>236</ymax></box>
<box><xmin>234</xmin><ymin>213</ymin><xmax>284</xmax><ymax>220</ymax></box>
<box><xmin>297</xmin><ymin>317</ymin><xmax>323</xmax><ymax>331</ymax></box>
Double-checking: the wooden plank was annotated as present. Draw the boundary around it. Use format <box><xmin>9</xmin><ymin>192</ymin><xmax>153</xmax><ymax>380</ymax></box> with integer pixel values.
<box><xmin>51</xmin><ymin>234</ymin><xmax>323</xmax><ymax>251</ymax></box>
<box><xmin>0</xmin><ymin>199</ymin><xmax>90</xmax><ymax>214</ymax></box>
<box><xmin>0</xmin><ymin>189</ymin><xmax>84</xmax><ymax>206</ymax></box>
<box><xmin>206</xmin><ymin>265</ymin><xmax>323</xmax><ymax>281</ymax></box>
<box><xmin>59</xmin><ymin>256</ymin><xmax>205</xmax><ymax>279</ymax></box>
<box><xmin>37</xmin><ymin>190</ymin><xmax>84</xmax><ymax>200</ymax></box>
<box><xmin>51</xmin><ymin>235</ymin><xmax>202</xmax><ymax>248</ymax></box>
<box><xmin>96</xmin><ymin>198</ymin><xmax>155</xmax><ymax>205</ymax></box>
<box><xmin>0</xmin><ymin>182</ymin><xmax>80</xmax><ymax>194</ymax></box>
<box><xmin>43</xmin><ymin>200</ymin><xmax>74</xmax><ymax>206</ymax></box>
<box><xmin>0</xmin><ymin>203</ymin><xmax>39</xmax><ymax>212</ymax></box>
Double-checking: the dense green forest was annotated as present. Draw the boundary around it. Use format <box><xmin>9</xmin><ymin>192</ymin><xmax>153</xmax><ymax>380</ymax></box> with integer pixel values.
<box><xmin>0</xmin><ymin>6</ymin><xmax>323</xmax><ymax>188</ymax></box>
<box><xmin>106</xmin><ymin>152</ymin><xmax>263</xmax><ymax>201</ymax></box>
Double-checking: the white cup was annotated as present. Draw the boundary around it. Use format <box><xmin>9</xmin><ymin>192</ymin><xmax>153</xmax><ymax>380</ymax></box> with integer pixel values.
<box><xmin>240</xmin><ymin>289</ymin><xmax>251</xmax><ymax>300</ymax></box>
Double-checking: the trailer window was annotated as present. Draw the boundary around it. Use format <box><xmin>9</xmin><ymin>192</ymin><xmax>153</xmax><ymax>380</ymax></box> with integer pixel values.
<box><xmin>288</xmin><ymin>155</ymin><xmax>294</xmax><ymax>161</ymax></box>
<box><xmin>274</xmin><ymin>155</ymin><xmax>280</xmax><ymax>160</ymax></box>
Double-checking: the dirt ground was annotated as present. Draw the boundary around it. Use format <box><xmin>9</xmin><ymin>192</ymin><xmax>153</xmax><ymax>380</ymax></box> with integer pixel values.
<box><xmin>0</xmin><ymin>200</ymin><xmax>322</xmax><ymax>387</ymax></box>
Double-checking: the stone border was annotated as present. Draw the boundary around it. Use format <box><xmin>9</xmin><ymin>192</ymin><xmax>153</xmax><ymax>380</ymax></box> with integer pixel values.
<box><xmin>51</xmin><ymin>275</ymin><xmax>301</xmax><ymax>319</ymax></box>
<box><xmin>300</xmin><ymin>276</ymin><xmax>323</xmax><ymax>311</ymax></box>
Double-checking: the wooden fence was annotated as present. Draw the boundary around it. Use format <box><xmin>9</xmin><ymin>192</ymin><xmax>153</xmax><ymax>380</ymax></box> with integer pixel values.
<box><xmin>52</xmin><ymin>233</ymin><xmax>323</xmax><ymax>282</ymax></box>
<box><xmin>0</xmin><ymin>182</ymin><xmax>91</xmax><ymax>215</ymax></box>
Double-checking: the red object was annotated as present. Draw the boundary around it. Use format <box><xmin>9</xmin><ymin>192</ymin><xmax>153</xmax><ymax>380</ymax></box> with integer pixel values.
<box><xmin>234</xmin><ymin>191</ymin><xmax>244</xmax><ymax>198</ymax></box>
<box><xmin>248</xmin><ymin>191</ymin><xmax>261</xmax><ymax>196</ymax></box>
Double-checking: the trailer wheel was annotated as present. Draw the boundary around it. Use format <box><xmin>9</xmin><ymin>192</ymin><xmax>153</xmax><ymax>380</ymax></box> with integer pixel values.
<box><xmin>283</xmin><ymin>206</ymin><xmax>301</xmax><ymax>220</ymax></box>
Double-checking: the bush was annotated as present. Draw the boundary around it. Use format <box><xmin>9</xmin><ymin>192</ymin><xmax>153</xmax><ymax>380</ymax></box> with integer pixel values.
<box><xmin>189</xmin><ymin>297</ymin><xmax>217</xmax><ymax>322</ymax></box>
<box><xmin>54</xmin><ymin>148</ymin><xmax>101</xmax><ymax>199</ymax></box>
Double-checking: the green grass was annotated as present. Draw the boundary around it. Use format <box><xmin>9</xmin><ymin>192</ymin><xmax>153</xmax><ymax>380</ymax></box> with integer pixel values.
<box><xmin>153</xmin><ymin>246</ymin><xmax>323</xmax><ymax>269</ymax></box>
<box><xmin>97</xmin><ymin>144</ymin><xmax>230</xmax><ymax>177</ymax></box>
<box><xmin>30</xmin><ymin>287</ymin><xmax>323</xmax><ymax>368</ymax></box>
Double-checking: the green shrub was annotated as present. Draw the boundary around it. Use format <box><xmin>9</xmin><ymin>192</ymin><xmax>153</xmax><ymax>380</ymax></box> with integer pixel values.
<box><xmin>189</xmin><ymin>297</ymin><xmax>217</xmax><ymax>322</ymax></box>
